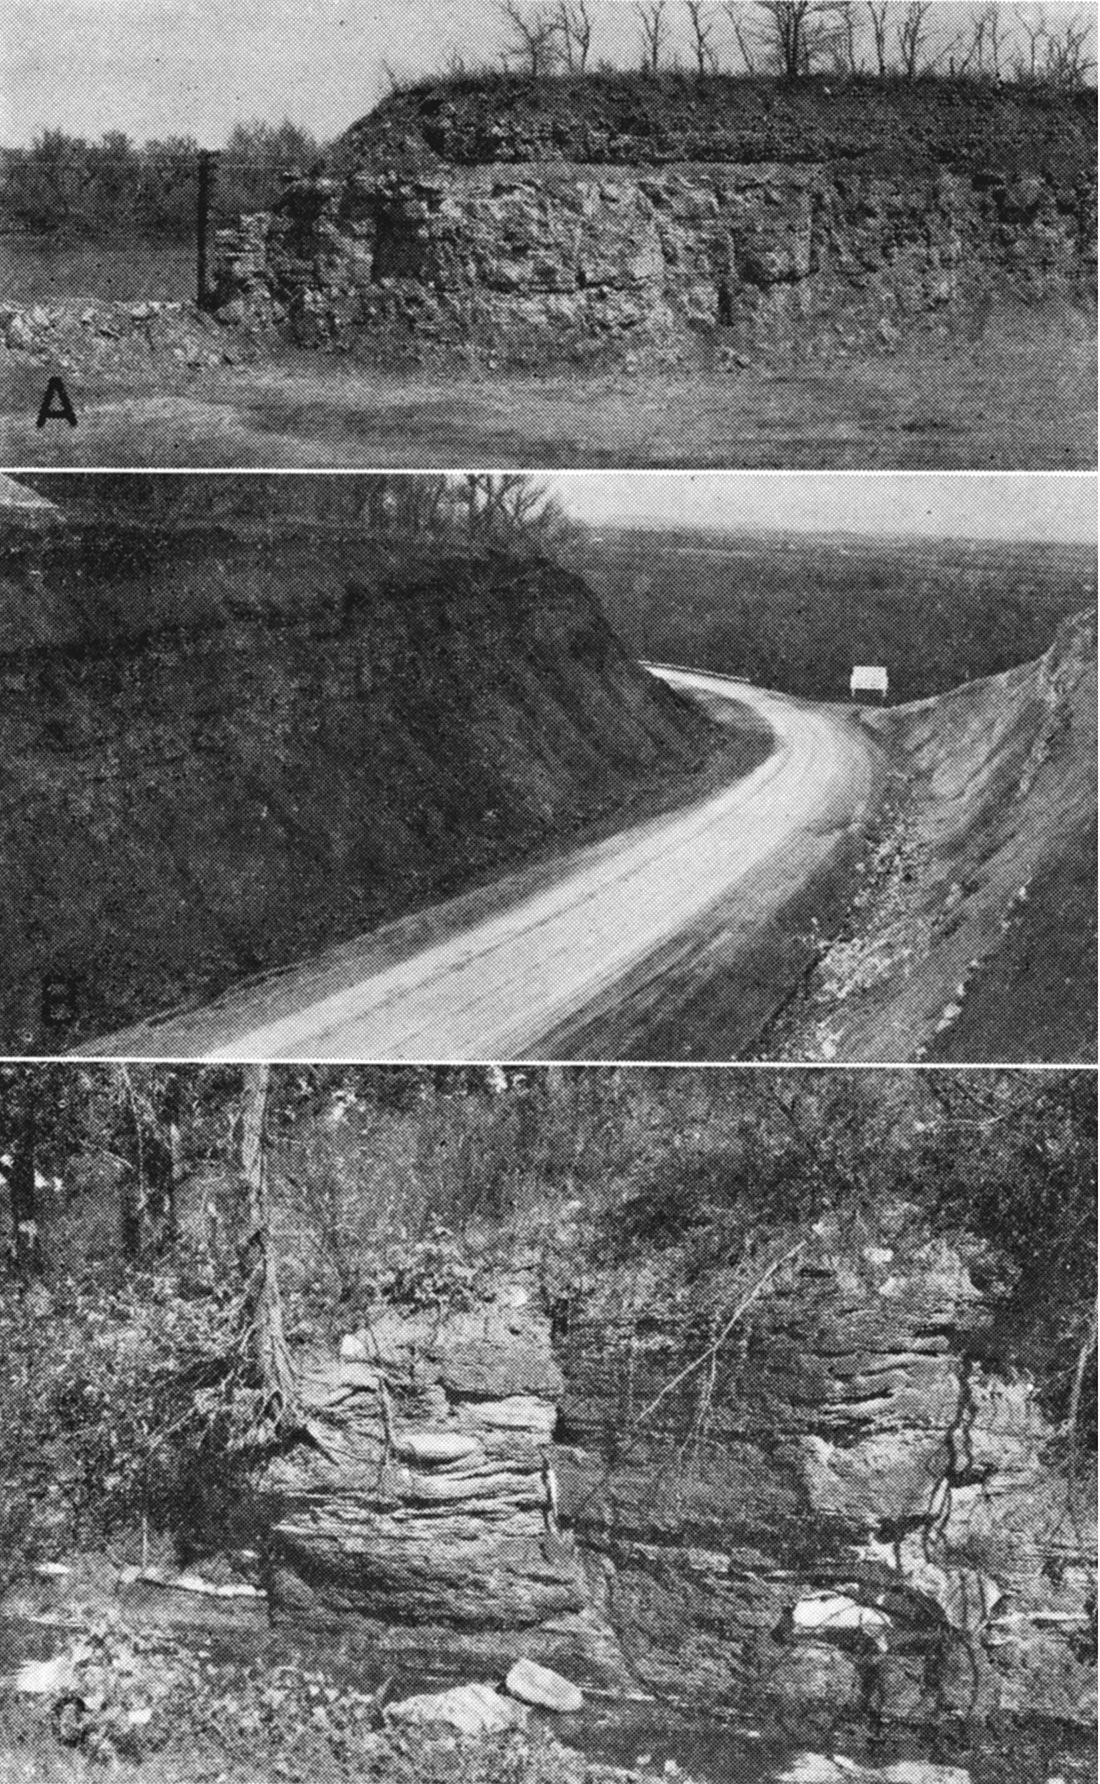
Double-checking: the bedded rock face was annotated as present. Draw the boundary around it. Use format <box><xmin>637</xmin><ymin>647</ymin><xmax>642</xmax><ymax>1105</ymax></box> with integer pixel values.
<box><xmin>551</xmin><ymin>1213</ymin><xmax>1097</xmax><ymax>1724</ymax></box>
<box><xmin>211</xmin><ymin>161</ymin><xmax>1095</xmax><ymax>353</ymax></box>
<box><xmin>0</xmin><ymin>537</ymin><xmax>711</xmax><ymax>1051</ymax></box>
<box><xmin>260</xmin><ymin>1298</ymin><xmax>627</xmax><ymax>1685</ymax></box>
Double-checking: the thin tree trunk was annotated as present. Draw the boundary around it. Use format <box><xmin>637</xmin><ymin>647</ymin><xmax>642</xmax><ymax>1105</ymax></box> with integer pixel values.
<box><xmin>239</xmin><ymin>1065</ymin><xmax>298</xmax><ymax>1434</ymax></box>
<box><xmin>9</xmin><ymin>1083</ymin><xmax>42</xmax><ymax>1277</ymax></box>
<box><xmin>119</xmin><ymin>1065</ymin><xmax>147</xmax><ymax>1262</ymax></box>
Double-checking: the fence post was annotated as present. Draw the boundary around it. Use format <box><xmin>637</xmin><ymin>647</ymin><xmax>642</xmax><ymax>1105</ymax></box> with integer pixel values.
<box><xmin>196</xmin><ymin>149</ymin><xmax>219</xmax><ymax>310</ymax></box>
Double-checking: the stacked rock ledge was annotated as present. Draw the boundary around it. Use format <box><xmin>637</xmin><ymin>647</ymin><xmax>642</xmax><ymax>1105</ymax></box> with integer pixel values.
<box><xmin>210</xmin><ymin>159</ymin><xmax>1096</xmax><ymax>358</ymax></box>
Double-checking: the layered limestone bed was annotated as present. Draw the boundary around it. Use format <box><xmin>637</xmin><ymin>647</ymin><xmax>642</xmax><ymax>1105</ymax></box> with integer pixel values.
<box><xmin>261</xmin><ymin>1298</ymin><xmax>628</xmax><ymax>1687</ymax></box>
<box><xmin>553</xmin><ymin>1215</ymin><xmax>1096</xmax><ymax>1724</ymax></box>
<box><xmin>251</xmin><ymin>1216</ymin><xmax>1094</xmax><ymax>1729</ymax></box>
<box><xmin>212</xmin><ymin>161</ymin><xmax>1096</xmax><ymax>354</ymax></box>
<box><xmin>0</xmin><ymin>532</ymin><xmax>712</xmax><ymax>1049</ymax></box>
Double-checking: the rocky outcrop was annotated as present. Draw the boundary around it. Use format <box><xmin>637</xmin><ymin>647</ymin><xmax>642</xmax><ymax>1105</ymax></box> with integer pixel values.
<box><xmin>0</xmin><ymin>534</ymin><xmax>713</xmax><ymax>1050</ymax></box>
<box><xmin>249</xmin><ymin>1206</ymin><xmax>1094</xmax><ymax>1728</ymax></box>
<box><xmin>552</xmin><ymin>1210</ymin><xmax>1096</xmax><ymax>1724</ymax></box>
<box><xmin>261</xmin><ymin>1297</ymin><xmax>627</xmax><ymax>1686</ymax></box>
<box><xmin>212</xmin><ymin>160</ymin><xmax>1096</xmax><ymax>356</ymax></box>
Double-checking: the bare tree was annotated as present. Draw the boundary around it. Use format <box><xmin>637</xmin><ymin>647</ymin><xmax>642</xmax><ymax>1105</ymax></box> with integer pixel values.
<box><xmin>866</xmin><ymin>0</ymin><xmax>890</xmax><ymax>73</ymax></box>
<box><xmin>5</xmin><ymin>1083</ymin><xmax>42</xmax><ymax>1278</ymax></box>
<box><xmin>1043</xmin><ymin>14</ymin><xmax>1096</xmax><ymax>89</ymax></box>
<box><xmin>753</xmin><ymin>0</ymin><xmax>844</xmax><ymax>78</ymax></box>
<box><xmin>635</xmin><ymin>0</ymin><xmax>671</xmax><ymax>72</ymax></box>
<box><xmin>499</xmin><ymin>1</ymin><xmax>563</xmax><ymax>76</ymax></box>
<box><xmin>830</xmin><ymin>0</ymin><xmax>860</xmax><ymax>71</ymax></box>
<box><xmin>724</xmin><ymin>1</ymin><xmax>760</xmax><ymax>70</ymax></box>
<box><xmin>685</xmin><ymin>0</ymin><xmax>720</xmax><ymax>74</ymax></box>
<box><xmin>894</xmin><ymin>0</ymin><xmax>933</xmax><ymax>79</ymax></box>
<box><xmin>1012</xmin><ymin>4</ymin><xmax>1048</xmax><ymax>80</ymax></box>
<box><xmin>554</xmin><ymin>0</ymin><xmax>594</xmax><ymax>70</ymax></box>
<box><xmin>238</xmin><ymin>1064</ymin><xmax>298</xmax><ymax>1436</ymax></box>
<box><xmin>982</xmin><ymin>3</ymin><xmax>1008</xmax><ymax>79</ymax></box>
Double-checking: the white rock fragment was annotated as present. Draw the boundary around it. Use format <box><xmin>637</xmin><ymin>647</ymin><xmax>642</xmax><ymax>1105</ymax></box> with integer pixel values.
<box><xmin>392</xmin><ymin>1430</ymin><xmax>482</xmax><ymax>1465</ymax></box>
<box><xmin>15</xmin><ymin>1655</ymin><xmax>75</xmax><ymax>1695</ymax></box>
<box><xmin>504</xmin><ymin>1657</ymin><xmax>584</xmax><ymax>1712</ymax></box>
<box><xmin>792</xmin><ymin>1595</ymin><xmax>891</xmax><ymax>1635</ymax></box>
<box><xmin>386</xmin><ymin>1682</ymin><xmax>524</xmax><ymax>1736</ymax></box>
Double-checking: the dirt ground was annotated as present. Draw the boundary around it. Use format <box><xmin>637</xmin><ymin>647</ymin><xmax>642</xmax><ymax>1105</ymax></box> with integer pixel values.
<box><xmin>1</xmin><ymin>301</ymin><xmax>1093</xmax><ymax>469</ymax></box>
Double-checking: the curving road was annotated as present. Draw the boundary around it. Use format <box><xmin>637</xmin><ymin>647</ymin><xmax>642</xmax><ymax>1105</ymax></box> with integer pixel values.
<box><xmin>84</xmin><ymin>670</ymin><xmax>879</xmax><ymax>1062</ymax></box>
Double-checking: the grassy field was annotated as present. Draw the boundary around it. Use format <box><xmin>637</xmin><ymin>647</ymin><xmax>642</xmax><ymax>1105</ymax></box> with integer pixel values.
<box><xmin>0</xmin><ymin>239</ymin><xmax>197</xmax><ymax>307</ymax></box>
<box><xmin>589</xmin><ymin>529</ymin><xmax>1097</xmax><ymax>706</ymax></box>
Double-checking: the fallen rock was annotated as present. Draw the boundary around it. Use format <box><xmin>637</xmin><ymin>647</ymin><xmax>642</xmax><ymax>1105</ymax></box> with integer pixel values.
<box><xmin>386</xmin><ymin>1682</ymin><xmax>525</xmax><ymax>1736</ymax></box>
<box><xmin>505</xmin><ymin>1657</ymin><xmax>584</xmax><ymax>1712</ymax></box>
<box><xmin>15</xmin><ymin>1655</ymin><xmax>75</xmax><ymax>1695</ymax></box>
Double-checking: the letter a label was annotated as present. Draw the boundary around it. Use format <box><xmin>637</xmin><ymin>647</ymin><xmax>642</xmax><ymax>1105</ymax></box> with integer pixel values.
<box><xmin>36</xmin><ymin>377</ymin><xmax>78</xmax><ymax>428</ymax></box>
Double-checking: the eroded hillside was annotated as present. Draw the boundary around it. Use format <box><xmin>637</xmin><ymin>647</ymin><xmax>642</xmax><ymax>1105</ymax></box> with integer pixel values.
<box><xmin>768</xmin><ymin>610</ymin><xmax>1098</xmax><ymax>1062</ymax></box>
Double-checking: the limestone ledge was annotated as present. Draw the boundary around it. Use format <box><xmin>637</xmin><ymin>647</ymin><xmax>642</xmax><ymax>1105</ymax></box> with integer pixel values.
<box><xmin>211</xmin><ymin>160</ymin><xmax>1096</xmax><ymax>348</ymax></box>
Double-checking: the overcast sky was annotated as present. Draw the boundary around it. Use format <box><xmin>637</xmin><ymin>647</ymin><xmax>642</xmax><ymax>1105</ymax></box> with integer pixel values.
<box><xmin>544</xmin><ymin>473</ymin><xmax>1099</xmax><ymax>544</ymax></box>
<box><xmin>2</xmin><ymin>1</ymin><xmax>1094</xmax><ymax>146</ymax></box>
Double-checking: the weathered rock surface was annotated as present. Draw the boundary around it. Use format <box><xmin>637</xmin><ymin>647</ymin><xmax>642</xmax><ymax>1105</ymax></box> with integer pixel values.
<box><xmin>553</xmin><ymin>1210</ymin><xmax>1096</xmax><ymax>1723</ymax></box>
<box><xmin>262</xmin><ymin>1296</ymin><xmax>627</xmax><ymax>1688</ymax></box>
<box><xmin>212</xmin><ymin>160</ymin><xmax>1096</xmax><ymax>357</ymax></box>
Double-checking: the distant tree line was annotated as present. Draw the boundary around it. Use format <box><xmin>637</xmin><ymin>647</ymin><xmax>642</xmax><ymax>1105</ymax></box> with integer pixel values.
<box><xmin>19</xmin><ymin>471</ymin><xmax>582</xmax><ymax>558</ymax></box>
<box><xmin>486</xmin><ymin>0</ymin><xmax>1096</xmax><ymax>83</ymax></box>
<box><xmin>0</xmin><ymin>120</ymin><xmax>342</xmax><ymax>240</ymax></box>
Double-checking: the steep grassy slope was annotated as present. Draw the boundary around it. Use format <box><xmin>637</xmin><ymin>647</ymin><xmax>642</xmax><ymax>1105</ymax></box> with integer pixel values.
<box><xmin>0</xmin><ymin>523</ymin><xmax>720</xmax><ymax>1051</ymax></box>
<box><xmin>768</xmin><ymin>609</ymin><xmax>1097</xmax><ymax>1061</ymax></box>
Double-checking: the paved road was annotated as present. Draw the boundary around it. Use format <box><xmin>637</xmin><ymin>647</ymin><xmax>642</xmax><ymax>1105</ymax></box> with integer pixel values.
<box><xmin>87</xmin><ymin>671</ymin><xmax>877</xmax><ymax>1062</ymax></box>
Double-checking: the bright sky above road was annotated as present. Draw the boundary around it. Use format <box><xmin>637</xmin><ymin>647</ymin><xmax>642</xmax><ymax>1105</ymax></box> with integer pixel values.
<box><xmin>2</xmin><ymin>1</ymin><xmax>1094</xmax><ymax>146</ymax></box>
<box><xmin>546</xmin><ymin>473</ymin><xmax>1099</xmax><ymax>544</ymax></box>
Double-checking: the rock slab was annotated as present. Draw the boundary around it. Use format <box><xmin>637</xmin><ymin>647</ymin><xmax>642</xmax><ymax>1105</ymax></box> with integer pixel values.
<box><xmin>505</xmin><ymin>1658</ymin><xmax>584</xmax><ymax>1713</ymax></box>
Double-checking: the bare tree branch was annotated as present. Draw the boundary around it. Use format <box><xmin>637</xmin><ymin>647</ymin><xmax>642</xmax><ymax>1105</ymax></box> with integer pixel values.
<box><xmin>685</xmin><ymin>0</ymin><xmax>720</xmax><ymax>74</ymax></box>
<box><xmin>635</xmin><ymin>0</ymin><xmax>671</xmax><ymax>72</ymax></box>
